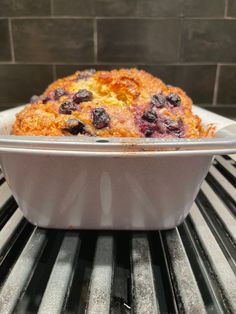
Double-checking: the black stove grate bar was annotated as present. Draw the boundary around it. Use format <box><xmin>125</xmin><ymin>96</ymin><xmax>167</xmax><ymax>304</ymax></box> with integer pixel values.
<box><xmin>131</xmin><ymin>234</ymin><xmax>160</xmax><ymax>313</ymax></box>
<box><xmin>0</xmin><ymin>155</ymin><xmax>235</xmax><ymax>314</ymax></box>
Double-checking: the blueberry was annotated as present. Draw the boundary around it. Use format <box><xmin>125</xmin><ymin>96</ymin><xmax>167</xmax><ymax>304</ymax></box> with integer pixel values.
<box><xmin>63</xmin><ymin>119</ymin><xmax>86</xmax><ymax>135</ymax></box>
<box><xmin>144</xmin><ymin>128</ymin><xmax>154</xmax><ymax>137</ymax></box>
<box><xmin>151</xmin><ymin>93</ymin><xmax>166</xmax><ymax>108</ymax></box>
<box><xmin>167</xmin><ymin>93</ymin><xmax>181</xmax><ymax>106</ymax></box>
<box><xmin>92</xmin><ymin>108</ymin><xmax>110</xmax><ymax>129</ymax></box>
<box><xmin>59</xmin><ymin>102</ymin><xmax>77</xmax><ymax>115</ymax></box>
<box><xmin>142</xmin><ymin>110</ymin><xmax>157</xmax><ymax>123</ymax></box>
<box><xmin>54</xmin><ymin>88</ymin><xmax>66</xmax><ymax>100</ymax></box>
<box><xmin>165</xmin><ymin>119</ymin><xmax>179</xmax><ymax>131</ymax></box>
<box><xmin>165</xmin><ymin>118</ymin><xmax>184</xmax><ymax>137</ymax></box>
<box><xmin>77</xmin><ymin>69</ymin><xmax>96</xmax><ymax>80</ymax></box>
<box><xmin>30</xmin><ymin>95</ymin><xmax>39</xmax><ymax>104</ymax></box>
<box><xmin>73</xmin><ymin>89</ymin><xmax>93</xmax><ymax>103</ymax></box>
<box><xmin>42</xmin><ymin>96</ymin><xmax>51</xmax><ymax>104</ymax></box>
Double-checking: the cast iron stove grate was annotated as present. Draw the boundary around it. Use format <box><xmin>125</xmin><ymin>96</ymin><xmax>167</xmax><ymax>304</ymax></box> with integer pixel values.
<box><xmin>0</xmin><ymin>156</ymin><xmax>235</xmax><ymax>314</ymax></box>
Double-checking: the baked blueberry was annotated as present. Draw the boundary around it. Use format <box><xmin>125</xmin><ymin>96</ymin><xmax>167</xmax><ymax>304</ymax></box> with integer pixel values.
<box><xmin>142</xmin><ymin>110</ymin><xmax>157</xmax><ymax>123</ymax></box>
<box><xmin>73</xmin><ymin>89</ymin><xmax>93</xmax><ymax>103</ymax></box>
<box><xmin>30</xmin><ymin>95</ymin><xmax>39</xmax><ymax>104</ymax></box>
<box><xmin>77</xmin><ymin>69</ymin><xmax>96</xmax><ymax>80</ymax></box>
<box><xmin>54</xmin><ymin>88</ymin><xmax>67</xmax><ymax>100</ymax></box>
<box><xmin>42</xmin><ymin>96</ymin><xmax>51</xmax><ymax>104</ymax></box>
<box><xmin>144</xmin><ymin>128</ymin><xmax>154</xmax><ymax>137</ymax></box>
<box><xmin>167</xmin><ymin>93</ymin><xmax>181</xmax><ymax>106</ymax></box>
<box><xmin>63</xmin><ymin>119</ymin><xmax>86</xmax><ymax>135</ymax></box>
<box><xmin>165</xmin><ymin>118</ymin><xmax>184</xmax><ymax>137</ymax></box>
<box><xmin>92</xmin><ymin>108</ymin><xmax>110</xmax><ymax>129</ymax></box>
<box><xmin>165</xmin><ymin>119</ymin><xmax>179</xmax><ymax>131</ymax></box>
<box><xmin>59</xmin><ymin>102</ymin><xmax>77</xmax><ymax>115</ymax></box>
<box><xmin>151</xmin><ymin>93</ymin><xmax>166</xmax><ymax>108</ymax></box>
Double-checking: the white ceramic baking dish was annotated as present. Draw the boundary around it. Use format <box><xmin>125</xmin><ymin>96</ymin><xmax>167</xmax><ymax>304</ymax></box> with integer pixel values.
<box><xmin>0</xmin><ymin>106</ymin><xmax>235</xmax><ymax>230</ymax></box>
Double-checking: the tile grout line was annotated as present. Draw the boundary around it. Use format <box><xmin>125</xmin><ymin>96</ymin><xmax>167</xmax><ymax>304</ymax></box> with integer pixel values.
<box><xmin>1</xmin><ymin>16</ymin><xmax>236</xmax><ymax>20</ymax></box>
<box><xmin>213</xmin><ymin>64</ymin><xmax>221</xmax><ymax>106</ymax></box>
<box><xmin>93</xmin><ymin>18</ymin><xmax>98</xmax><ymax>62</ymax></box>
<box><xmin>8</xmin><ymin>18</ymin><xmax>15</xmax><ymax>63</ymax></box>
<box><xmin>0</xmin><ymin>61</ymin><xmax>14</xmax><ymax>65</ymax></box>
<box><xmin>224</xmin><ymin>0</ymin><xmax>229</xmax><ymax>18</ymax></box>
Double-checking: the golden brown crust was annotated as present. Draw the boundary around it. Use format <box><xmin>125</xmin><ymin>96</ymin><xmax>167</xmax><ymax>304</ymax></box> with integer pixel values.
<box><xmin>12</xmin><ymin>68</ymin><xmax>215</xmax><ymax>138</ymax></box>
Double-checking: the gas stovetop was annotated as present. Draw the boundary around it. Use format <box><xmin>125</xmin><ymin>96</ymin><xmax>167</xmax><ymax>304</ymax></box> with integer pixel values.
<box><xmin>0</xmin><ymin>155</ymin><xmax>235</xmax><ymax>314</ymax></box>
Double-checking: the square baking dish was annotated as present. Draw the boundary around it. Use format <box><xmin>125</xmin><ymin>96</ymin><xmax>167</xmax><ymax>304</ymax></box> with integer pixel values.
<box><xmin>0</xmin><ymin>105</ymin><xmax>235</xmax><ymax>230</ymax></box>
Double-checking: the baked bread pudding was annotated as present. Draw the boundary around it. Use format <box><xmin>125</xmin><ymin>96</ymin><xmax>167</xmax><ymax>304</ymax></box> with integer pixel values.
<box><xmin>12</xmin><ymin>68</ymin><xmax>214</xmax><ymax>138</ymax></box>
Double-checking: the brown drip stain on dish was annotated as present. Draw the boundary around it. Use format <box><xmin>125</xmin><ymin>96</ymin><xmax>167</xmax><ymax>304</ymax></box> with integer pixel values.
<box><xmin>120</xmin><ymin>144</ymin><xmax>181</xmax><ymax>154</ymax></box>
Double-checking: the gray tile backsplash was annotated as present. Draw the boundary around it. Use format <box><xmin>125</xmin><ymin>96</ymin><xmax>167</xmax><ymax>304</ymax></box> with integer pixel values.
<box><xmin>0</xmin><ymin>0</ymin><xmax>51</xmax><ymax>17</ymax></box>
<box><xmin>0</xmin><ymin>0</ymin><xmax>235</xmax><ymax>117</ymax></box>
<box><xmin>97</xmin><ymin>19</ymin><xmax>180</xmax><ymax>62</ymax></box>
<box><xmin>0</xmin><ymin>20</ymin><xmax>11</xmax><ymax>61</ymax></box>
<box><xmin>181</xmin><ymin>19</ymin><xmax>236</xmax><ymax>62</ymax></box>
<box><xmin>53</xmin><ymin>0</ymin><xmax>135</xmax><ymax>16</ymax></box>
<box><xmin>183</xmin><ymin>0</ymin><xmax>225</xmax><ymax>17</ymax></box>
<box><xmin>0</xmin><ymin>64</ymin><xmax>53</xmax><ymax>105</ymax></box>
<box><xmin>200</xmin><ymin>105</ymin><xmax>236</xmax><ymax>117</ymax></box>
<box><xmin>53</xmin><ymin>0</ymin><xmax>183</xmax><ymax>17</ymax></box>
<box><xmin>12</xmin><ymin>19</ymin><xmax>94</xmax><ymax>62</ymax></box>
<box><xmin>227</xmin><ymin>0</ymin><xmax>236</xmax><ymax>17</ymax></box>
<box><xmin>97</xmin><ymin>19</ymin><xmax>181</xmax><ymax>62</ymax></box>
<box><xmin>134</xmin><ymin>0</ymin><xmax>183</xmax><ymax>17</ymax></box>
<box><xmin>218</xmin><ymin>65</ymin><xmax>236</xmax><ymax>104</ymax></box>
